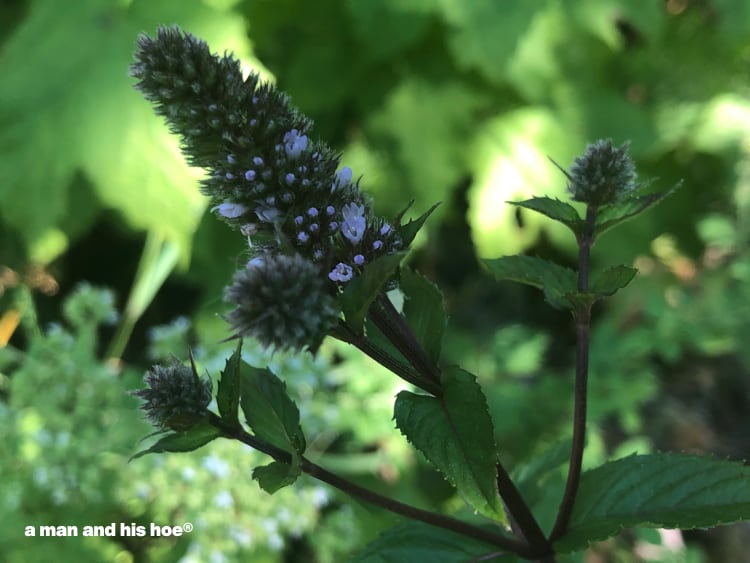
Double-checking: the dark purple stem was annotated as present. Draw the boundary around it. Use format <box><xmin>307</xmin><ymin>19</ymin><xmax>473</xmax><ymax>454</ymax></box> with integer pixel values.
<box><xmin>209</xmin><ymin>412</ymin><xmax>536</xmax><ymax>558</ymax></box>
<box><xmin>549</xmin><ymin>205</ymin><xmax>597</xmax><ymax>542</ymax></box>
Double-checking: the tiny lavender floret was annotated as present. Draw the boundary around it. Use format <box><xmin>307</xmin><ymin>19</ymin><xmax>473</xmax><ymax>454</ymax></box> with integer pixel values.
<box><xmin>212</xmin><ymin>201</ymin><xmax>248</xmax><ymax>219</ymax></box>
<box><xmin>283</xmin><ymin>129</ymin><xmax>308</xmax><ymax>159</ymax></box>
<box><xmin>341</xmin><ymin>203</ymin><xmax>366</xmax><ymax>244</ymax></box>
<box><xmin>329</xmin><ymin>262</ymin><xmax>353</xmax><ymax>283</ymax></box>
<box><xmin>333</xmin><ymin>166</ymin><xmax>353</xmax><ymax>189</ymax></box>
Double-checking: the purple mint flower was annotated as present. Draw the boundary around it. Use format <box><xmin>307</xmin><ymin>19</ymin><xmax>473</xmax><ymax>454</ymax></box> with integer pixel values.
<box><xmin>283</xmin><ymin>129</ymin><xmax>308</xmax><ymax>160</ymax></box>
<box><xmin>331</xmin><ymin>166</ymin><xmax>353</xmax><ymax>192</ymax></box>
<box><xmin>328</xmin><ymin>263</ymin><xmax>353</xmax><ymax>283</ymax></box>
<box><xmin>252</xmin><ymin>156</ymin><xmax>264</xmax><ymax>166</ymax></box>
<box><xmin>372</xmin><ymin>240</ymin><xmax>383</xmax><ymax>250</ymax></box>
<box><xmin>212</xmin><ymin>201</ymin><xmax>248</xmax><ymax>219</ymax></box>
<box><xmin>341</xmin><ymin>203</ymin><xmax>366</xmax><ymax>244</ymax></box>
<box><xmin>285</xmin><ymin>173</ymin><xmax>296</xmax><ymax>185</ymax></box>
<box><xmin>380</xmin><ymin>223</ymin><xmax>392</xmax><ymax>236</ymax></box>
<box><xmin>244</xmin><ymin>169</ymin><xmax>256</xmax><ymax>181</ymax></box>
<box><xmin>353</xmin><ymin>254</ymin><xmax>365</xmax><ymax>266</ymax></box>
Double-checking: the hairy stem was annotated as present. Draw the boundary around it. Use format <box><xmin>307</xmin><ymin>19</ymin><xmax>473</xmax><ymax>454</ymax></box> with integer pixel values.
<box><xmin>330</xmin><ymin>321</ymin><xmax>442</xmax><ymax>396</ymax></box>
<box><xmin>496</xmin><ymin>463</ymin><xmax>551</xmax><ymax>555</ymax></box>
<box><xmin>364</xmin><ymin>294</ymin><xmax>552</xmax><ymax>555</ymax></box>
<box><xmin>549</xmin><ymin>205</ymin><xmax>597</xmax><ymax>542</ymax></box>
<box><xmin>210</xmin><ymin>413</ymin><xmax>535</xmax><ymax>558</ymax></box>
<box><xmin>369</xmin><ymin>293</ymin><xmax>442</xmax><ymax>385</ymax></box>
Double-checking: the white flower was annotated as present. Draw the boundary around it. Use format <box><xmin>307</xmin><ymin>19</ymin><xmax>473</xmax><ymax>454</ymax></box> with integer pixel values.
<box><xmin>331</xmin><ymin>166</ymin><xmax>352</xmax><ymax>191</ymax></box>
<box><xmin>212</xmin><ymin>201</ymin><xmax>248</xmax><ymax>219</ymax></box>
<box><xmin>341</xmin><ymin>202</ymin><xmax>366</xmax><ymax>244</ymax></box>
<box><xmin>283</xmin><ymin>129</ymin><xmax>308</xmax><ymax>159</ymax></box>
<box><xmin>254</xmin><ymin>204</ymin><xmax>279</xmax><ymax>223</ymax></box>
<box><xmin>214</xmin><ymin>490</ymin><xmax>235</xmax><ymax>509</ymax></box>
<box><xmin>202</xmin><ymin>455</ymin><xmax>230</xmax><ymax>478</ymax></box>
<box><xmin>328</xmin><ymin>263</ymin><xmax>353</xmax><ymax>282</ymax></box>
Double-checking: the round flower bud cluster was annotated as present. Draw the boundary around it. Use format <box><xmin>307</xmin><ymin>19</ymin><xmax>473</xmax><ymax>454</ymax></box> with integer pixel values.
<box><xmin>224</xmin><ymin>254</ymin><xmax>340</xmax><ymax>351</ymax></box>
<box><xmin>131</xmin><ymin>360</ymin><xmax>212</xmax><ymax>431</ymax></box>
<box><xmin>568</xmin><ymin>139</ymin><xmax>637</xmax><ymax>206</ymax></box>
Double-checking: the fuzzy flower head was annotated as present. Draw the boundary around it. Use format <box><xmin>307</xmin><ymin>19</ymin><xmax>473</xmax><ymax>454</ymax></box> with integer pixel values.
<box><xmin>567</xmin><ymin>139</ymin><xmax>637</xmax><ymax>206</ymax></box>
<box><xmin>224</xmin><ymin>254</ymin><xmax>340</xmax><ymax>351</ymax></box>
<box><xmin>131</xmin><ymin>360</ymin><xmax>212</xmax><ymax>431</ymax></box>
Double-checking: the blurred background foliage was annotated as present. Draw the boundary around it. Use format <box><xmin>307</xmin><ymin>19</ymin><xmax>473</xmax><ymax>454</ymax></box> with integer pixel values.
<box><xmin>1</xmin><ymin>0</ymin><xmax>749</xmax><ymax>561</ymax></box>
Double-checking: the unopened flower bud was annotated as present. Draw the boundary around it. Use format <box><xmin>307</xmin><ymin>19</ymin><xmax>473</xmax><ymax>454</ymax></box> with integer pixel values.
<box><xmin>131</xmin><ymin>360</ymin><xmax>212</xmax><ymax>431</ymax></box>
<box><xmin>224</xmin><ymin>254</ymin><xmax>340</xmax><ymax>351</ymax></box>
<box><xmin>568</xmin><ymin>139</ymin><xmax>637</xmax><ymax>206</ymax></box>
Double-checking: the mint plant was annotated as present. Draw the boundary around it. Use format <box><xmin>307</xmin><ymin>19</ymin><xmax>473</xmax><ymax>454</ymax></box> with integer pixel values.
<box><xmin>129</xmin><ymin>27</ymin><xmax>750</xmax><ymax>561</ymax></box>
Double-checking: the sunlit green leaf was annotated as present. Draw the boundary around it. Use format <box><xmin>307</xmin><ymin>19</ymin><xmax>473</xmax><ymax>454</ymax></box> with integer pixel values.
<box><xmin>240</xmin><ymin>367</ymin><xmax>306</xmax><ymax>456</ymax></box>
<box><xmin>394</xmin><ymin>366</ymin><xmax>505</xmax><ymax>522</ymax></box>
<box><xmin>438</xmin><ymin>0</ymin><xmax>538</xmax><ymax>85</ymax></box>
<box><xmin>467</xmin><ymin>108</ymin><xmax>582</xmax><ymax>257</ymax></box>
<box><xmin>368</xmin><ymin>77</ymin><xmax>483</xmax><ymax>218</ymax></box>
<box><xmin>0</xmin><ymin>0</ymin><xmax>260</xmax><ymax>261</ymax></box>
<box><xmin>555</xmin><ymin>453</ymin><xmax>750</xmax><ymax>553</ymax></box>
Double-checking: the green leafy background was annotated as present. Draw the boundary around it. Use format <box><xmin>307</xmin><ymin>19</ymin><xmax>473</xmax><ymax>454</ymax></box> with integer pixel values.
<box><xmin>2</xmin><ymin>0</ymin><xmax>749</xmax><ymax>561</ymax></box>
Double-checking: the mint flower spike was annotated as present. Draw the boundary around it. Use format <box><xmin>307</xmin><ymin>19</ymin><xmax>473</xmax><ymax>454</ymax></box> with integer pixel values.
<box><xmin>567</xmin><ymin>139</ymin><xmax>637</xmax><ymax>206</ymax></box>
<box><xmin>132</xmin><ymin>26</ymin><xmax>407</xmax><ymax>288</ymax></box>
<box><xmin>224</xmin><ymin>253</ymin><xmax>340</xmax><ymax>352</ymax></box>
<box><xmin>131</xmin><ymin>359</ymin><xmax>212</xmax><ymax>431</ymax></box>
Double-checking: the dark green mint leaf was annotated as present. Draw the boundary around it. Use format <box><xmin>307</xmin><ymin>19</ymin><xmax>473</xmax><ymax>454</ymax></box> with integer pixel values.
<box><xmin>394</xmin><ymin>366</ymin><xmax>505</xmax><ymax>522</ymax></box>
